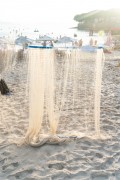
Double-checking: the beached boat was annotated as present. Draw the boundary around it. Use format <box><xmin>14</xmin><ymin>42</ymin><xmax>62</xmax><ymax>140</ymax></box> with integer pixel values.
<box><xmin>28</xmin><ymin>35</ymin><xmax>54</xmax><ymax>48</ymax></box>
<box><xmin>28</xmin><ymin>43</ymin><xmax>53</xmax><ymax>48</ymax></box>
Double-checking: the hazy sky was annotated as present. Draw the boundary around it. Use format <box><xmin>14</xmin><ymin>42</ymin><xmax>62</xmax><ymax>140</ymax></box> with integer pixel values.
<box><xmin>0</xmin><ymin>0</ymin><xmax>119</xmax><ymax>25</ymax></box>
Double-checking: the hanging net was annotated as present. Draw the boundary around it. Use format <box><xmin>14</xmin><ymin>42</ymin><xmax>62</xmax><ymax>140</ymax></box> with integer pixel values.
<box><xmin>22</xmin><ymin>48</ymin><xmax>105</xmax><ymax>146</ymax></box>
<box><xmin>0</xmin><ymin>44</ymin><xmax>26</xmax><ymax>140</ymax></box>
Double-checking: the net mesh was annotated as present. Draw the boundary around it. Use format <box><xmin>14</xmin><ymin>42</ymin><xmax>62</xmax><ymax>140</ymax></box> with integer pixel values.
<box><xmin>24</xmin><ymin>48</ymin><xmax>105</xmax><ymax>146</ymax></box>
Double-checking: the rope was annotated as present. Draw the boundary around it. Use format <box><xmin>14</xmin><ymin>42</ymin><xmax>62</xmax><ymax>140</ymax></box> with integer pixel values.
<box><xmin>27</xmin><ymin>134</ymin><xmax>74</xmax><ymax>147</ymax></box>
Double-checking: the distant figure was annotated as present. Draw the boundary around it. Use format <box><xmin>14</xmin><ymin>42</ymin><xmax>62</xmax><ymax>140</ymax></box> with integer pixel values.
<box><xmin>50</xmin><ymin>41</ymin><xmax>53</xmax><ymax>47</ymax></box>
<box><xmin>74</xmin><ymin>33</ymin><xmax>77</xmax><ymax>37</ymax></box>
<box><xmin>89</xmin><ymin>38</ymin><xmax>93</xmax><ymax>46</ymax></box>
<box><xmin>23</xmin><ymin>43</ymin><xmax>28</xmax><ymax>49</ymax></box>
<box><xmin>43</xmin><ymin>41</ymin><xmax>46</xmax><ymax>47</ymax></box>
<box><xmin>74</xmin><ymin>41</ymin><xmax>79</xmax><ymax>47</ymax></box>
<box><xmin>94</xmin><ymin>40</ymin><xmax>97</xmax><ymax>46</ymax></box>
<box><xmin>79</xmin><ymin>39</ymin><xmax>83</xmax><ymax>47</ymax></box>
<box><xmin>89</xmin><ymin>30</ymin><xmax>93</xmax><ymax>36</ymax></box>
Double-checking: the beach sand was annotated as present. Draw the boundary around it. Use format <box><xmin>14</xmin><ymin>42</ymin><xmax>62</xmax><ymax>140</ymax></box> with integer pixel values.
<box><xmin>0</xmin><ymin>50</ymin><xmax>120</xmax><ymax>180</ymax></box>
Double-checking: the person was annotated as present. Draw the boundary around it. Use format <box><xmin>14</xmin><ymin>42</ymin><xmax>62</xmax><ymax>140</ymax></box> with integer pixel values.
<box><xmin>94</xmin><ymin>40</ymin><xmax>97</xmax><ymax>46</ymax></box>
<box><xmin>89</xmin><ymin>38</ymin><xmax>93</xmax><ymax>46</ymax></box>
<box><xmin>74</xmin><ymin>41</ymin><xmax>79</xmax><ymax>47</ymax></box>
<box><xmin>50</xmin><ymin>41</ymin><xmax>53</xmax><ymax>47</ymax></box>
<box><xmin>43</xmin><ymin>41</ymin><xmax>46</xmax><ymax>47</ymax></box>
<box><xmin>79</xmin><ymin>39</ymin><xmax>83</xmax><ymax>47</ymax></box>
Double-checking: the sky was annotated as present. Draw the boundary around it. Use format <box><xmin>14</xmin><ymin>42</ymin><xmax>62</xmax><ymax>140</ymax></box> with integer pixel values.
<box><xmin>0</xmin><ymin>0</ymin><xmax>120</xmax><ymax>26</ymax></box>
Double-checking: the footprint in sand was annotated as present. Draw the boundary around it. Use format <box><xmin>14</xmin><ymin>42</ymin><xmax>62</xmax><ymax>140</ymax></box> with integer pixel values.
<box><xmin>48</xmin><ymin>161</ymin><xmax>65</xmax><ymax>170</ymax></box>
<box><xmin>8</xmin><ymin>169</ymin><xmax>34</xmax><ymax>180</ymax></box>
<box><xmin>2</xmin><ymin>162</ymin><xmax>19</xmax><ymax>171</ymax></box>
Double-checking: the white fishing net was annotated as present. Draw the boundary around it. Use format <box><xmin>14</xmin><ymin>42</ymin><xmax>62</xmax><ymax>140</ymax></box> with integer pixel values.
<box><xmin>24</xmin><ymin>48</ymin><xmax>105</xmax><ymax>146</ymax></box>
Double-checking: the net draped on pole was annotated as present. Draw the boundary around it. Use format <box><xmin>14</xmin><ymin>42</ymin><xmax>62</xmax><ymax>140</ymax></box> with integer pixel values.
<box><xmin>25</xmin><ymin>48</ymin><xmax>105</xmax><ymax>146</ymax></box>
<box><xmin>0</xmin><ymin>45</ymin><xmax>16</xmax><ymax>77</ymax></box>
<box><xmin>0</xmin><ymin>44</ymin><xmax>22</xmax><ymax>137</ymax></box>
<box><xmin>25</xmin><ymin>49</ymin><xmax>58</xmax><ymax>143</ymax></box>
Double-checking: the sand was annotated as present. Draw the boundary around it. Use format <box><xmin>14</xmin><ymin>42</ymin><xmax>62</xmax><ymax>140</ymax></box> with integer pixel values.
<box><xmin>0</xmin><ymin>50</ymin><xmax>120</xmax><ymax>180</ymax></box>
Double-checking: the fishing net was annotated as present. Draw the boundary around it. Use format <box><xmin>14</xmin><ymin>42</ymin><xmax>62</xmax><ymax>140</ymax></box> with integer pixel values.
<box><xmin>23</xmin><ymin>48</ymin><xmax>105</xmax><ymax>146</ymax></box>
<box><xmin>0</xmin><ymin>44</ymin><xmax>23</xmax><ymax>142</ymax></box>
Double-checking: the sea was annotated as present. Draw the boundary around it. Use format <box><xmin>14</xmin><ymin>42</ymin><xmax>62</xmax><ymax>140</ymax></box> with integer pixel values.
<box><xmin>0</xmin><ymin>21</ymin><xmax>106</xmax><ymax>45</ymax></box>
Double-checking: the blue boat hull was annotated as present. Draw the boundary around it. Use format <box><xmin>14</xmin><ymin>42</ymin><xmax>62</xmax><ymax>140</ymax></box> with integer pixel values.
<box><xmin>28</xmin><ymin>45</ymin><xmax>53</xmax><ymax>49</ymax></box>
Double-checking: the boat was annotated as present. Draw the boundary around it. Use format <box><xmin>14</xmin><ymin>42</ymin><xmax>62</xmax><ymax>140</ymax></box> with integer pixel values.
<box><xmin>28</xmin><ymin>43</ymin><xmax>53</xmax><ymax>49</ymax></box>
<box><xmin>34</xmin><ymin>29</ymin><xmax>39</xmax><ymax>32</ymax></box>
